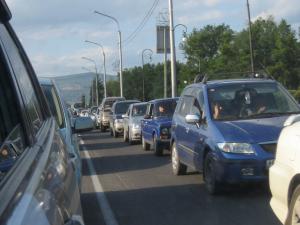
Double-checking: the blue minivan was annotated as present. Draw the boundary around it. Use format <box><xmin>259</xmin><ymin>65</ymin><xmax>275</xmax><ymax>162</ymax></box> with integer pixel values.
<box><xmin>141</xmin><ymin>98</ymin><xmax>178</xmax><ymax>156</ymax></box>
<box><xmin>171</xmin><ymin>78</ymin><xmax>300</xmax><ymax>194</ymax></box>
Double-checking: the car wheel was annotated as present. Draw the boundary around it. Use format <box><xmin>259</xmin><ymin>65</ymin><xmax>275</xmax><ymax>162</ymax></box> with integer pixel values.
<box><xmin>100</xmin><ymin>124</ymin><xmax>105</xmax><ymax>132</ymax></box>
<box><xmin>204</xmin><ymin>152</ymin><xmax>220</xmax><ymax>195</ymax></box>
<box><xmin>286</xmin><ymin>185</ymin><xmax>300</xmax><ymax>225</ymax></box>
<box><xmin>110</xmin><ymin>128</ymin><xmax>113</xmax><ymax>136</ymax></box>
<box><xmin>113</xmin><ymin>129</ymin><xmax>118</xmax><ymax>138</ymax></box>
<box><xmin>153</xmin><ymin>134</ymin><xmax>163</xmax><ymax>156</ymax></box>
<box><xmin>171</xmin><ymin>142</ymin><xmax>187</xmax><ymax>175</ymax></box>
<box><xmin>142</xmin><ymin>136</ymin><xmax>150</xmax><ymax>151</ymax></box>
<box><xmin>124</xmin><ymin>129</ymin><xmax>129</xmax><ymax>142</ymax></box>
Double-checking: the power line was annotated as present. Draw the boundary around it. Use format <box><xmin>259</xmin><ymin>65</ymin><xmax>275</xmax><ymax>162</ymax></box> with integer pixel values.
<box><xmin>123</xmin><ymin>0</ymin><xmax>160</xmax><ymax>46</ymax></box>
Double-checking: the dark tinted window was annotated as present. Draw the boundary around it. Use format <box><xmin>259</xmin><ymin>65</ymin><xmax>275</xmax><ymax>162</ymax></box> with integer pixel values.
<box><xmin>115</xmin><ymin>101</ymin><xmax>138</xmax><ymax>114</ymax></box>
<box><xmin>0</xmin><ymin>50</ymin><xmax>26</xmax><ymax>181</ymax></box>
<box><xmin>41</xmin><ymin>85</ymin><xmax>65</xmax><ymax>129</ymax></box>
<box><xmin>0</xmin><ymin>24</ymin><xmax>43</xmax><ymax>135</ymax></box>
<box><xmin>132</xmin><ymin>104</ymin><xmax>147</xmax><ymax>117</ymax></box>
<box><xmin>153</xmin><ymin>100</ymin><xmax>177</xmax><ymax>117</ymax></box>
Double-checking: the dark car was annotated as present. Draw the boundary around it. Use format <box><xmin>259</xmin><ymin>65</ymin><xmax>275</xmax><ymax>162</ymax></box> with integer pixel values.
<box><xmin>0</xmin><ymin>2</ymin><xmax>84</xmax><ymax>224</ymax></box>
<box><xmin>141</xmin><ymin>98</ymin><xmax>179</xmax><ymax>156</ymax></box>
<box><xmin>109</xmin><ymin>100</ymin><xmax>140</xmax><ymax>137</ymax></box>
<box><xmin>171</xmin><ymin>78</ymin><xmax>300</xmax><ymax>194</ymax></box>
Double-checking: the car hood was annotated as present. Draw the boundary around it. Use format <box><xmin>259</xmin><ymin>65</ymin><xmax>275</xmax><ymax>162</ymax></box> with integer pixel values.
<box><xmin>214</xmin><ymin>116</ymin><xmax>288</xmax><ymax>143</ymax></box>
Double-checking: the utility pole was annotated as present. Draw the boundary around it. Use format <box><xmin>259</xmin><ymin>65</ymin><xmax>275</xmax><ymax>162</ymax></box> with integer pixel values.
<box><xmin>94</xmin><ymin>11</ymin><xmax>123</xmax><ymax>97</ymax></box>
<box><xmin>168</xmin><ymin>0</ymin><xmax>177</xmax><ymax>97</ymax></box>
<box><xmin>246</xmin><ymin>0</ymin><xmax>255</xmax><ymax>75</ymax></box>
<box><xmin>163</xmin><ymin>27</ymin><xmax>168</xmax><ymax>98</ymax></box>
<box><xmin>85</xmin><ymin>40</ymin><xmax>107</xmax><ymax>98</ymax></box>
<box><xmin>82</xmin><ymin>66</ymin><xmax>95</xmax><ymax>106</ymax></box>
<box><xmin>82</xmin><ymin>57</ymin><xmax>99</xmax><ymax>105</ymax></box>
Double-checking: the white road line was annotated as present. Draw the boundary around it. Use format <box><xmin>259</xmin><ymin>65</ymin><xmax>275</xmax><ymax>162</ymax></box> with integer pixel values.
<box><xmin>80</xmin><ymin>139</ymin><xmax>119</xmax><ymax>225</ymax></box>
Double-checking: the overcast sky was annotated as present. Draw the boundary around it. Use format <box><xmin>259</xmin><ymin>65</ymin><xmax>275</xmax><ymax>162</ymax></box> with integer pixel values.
<box><xmin>5</xmin><ymin>0</ymin><xmax>300</xmax><ymax>77</ymax></box>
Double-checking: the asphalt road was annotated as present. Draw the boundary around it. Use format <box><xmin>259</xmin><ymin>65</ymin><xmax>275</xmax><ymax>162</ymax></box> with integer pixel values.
<box><xmin>79</xmin><ymin>130</ymin><xmax>281</xmax><ymax>225</ymax></box>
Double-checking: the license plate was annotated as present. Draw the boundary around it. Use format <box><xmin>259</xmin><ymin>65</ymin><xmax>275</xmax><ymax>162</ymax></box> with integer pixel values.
<box><xmin>266</xmin><ymin>159</ymin><xmax>274</xmax><ymax>169</ymax></box>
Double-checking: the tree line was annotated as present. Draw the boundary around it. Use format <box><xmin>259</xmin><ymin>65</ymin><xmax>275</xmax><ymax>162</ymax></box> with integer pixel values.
<box><xmin>87</xmin><ymin>16</ymin><xmax>300</xmax><ymax>106</ymax></box>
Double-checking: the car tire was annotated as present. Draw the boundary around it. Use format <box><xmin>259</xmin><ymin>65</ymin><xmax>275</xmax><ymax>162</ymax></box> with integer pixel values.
<box><xmin>153</xmin><ymin>134</ymin><xmax>163</xmax><ymax>156</ymax></box>
<box><xmin>113</xmin><ymin>129</ymin><xmax>118</xmax><ymax>138</ymax></box>
<box><xmin>171</xmin><ymin>142</ymin><xmax>187</xmax><ymax>175</ymax></box>
<box><xmin>142</xmin><ymin>136</ymin><xmax>150</xmax><ymax>151</ymax></box>
<box><xmin>100</xmin><ymin>124</ymin><xmax>105</xmax><ymax>132</ymax></box>
<box><xmin>286</xmin><ymin>184</ymin><xmax>300</xmax><ymax>225</ymax></box>
<box><xmin>204</xmin><ymin>152</ymin><xmax>220</xmax><ymax>195</ymax></box>
<box><xmin>124</xmin><ymin>129</ymin><xmax>129</xmax><ymax>142</ymax></box>
<box><xmin>110</xmin><ymin>128</ymin><xmax>113</xmax><ymax>136</ymax></box>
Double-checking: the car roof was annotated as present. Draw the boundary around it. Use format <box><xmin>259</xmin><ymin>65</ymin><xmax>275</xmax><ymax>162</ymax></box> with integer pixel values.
<box><xmin>103</xmin><ymin>97</ymin><xmax>125</xmax><ymax>100</ymax></box>
<box><xmin>131</xmin><ymin>102</ymin><xmax>148</xmax><ymax>106</ymax></box>
<box><xmin>187</xmin><ymin>78</ymin><xmax>277</xmax><ymax>89</ymax></box>
<box><xmin>149</xmin><ymin>97</ymin><xmax>179</xmax><ymax>103</ymax></box>
<box><xmin>114</xmin><ymin>100</ymin><xmax>140</xmax><ymax>105</ymax></box>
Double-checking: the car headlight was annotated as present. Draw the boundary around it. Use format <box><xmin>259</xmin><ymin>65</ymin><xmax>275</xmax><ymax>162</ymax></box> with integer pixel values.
<box><xmin>115</xmin><ymin>119</ymin><xmax>123</xmax><ymax>123</ymax></box>
<box><xmin>217</xmin><ymin>143</ymin><xmax>255</xmax><ymax>154</ymax></box>
<box><xmin>161</xmin><ymin>127</ymin><xmax>170</xmax><ymax>135</ymax></box>
<box><xmin>132</xmin><ymin>124</ymin><xmax>140</xmax><ymax>129</ymax></box>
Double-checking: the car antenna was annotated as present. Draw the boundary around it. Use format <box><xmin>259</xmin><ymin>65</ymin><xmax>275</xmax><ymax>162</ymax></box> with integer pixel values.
<box><xmin>258</xmin><ymin>62</ymin><xmax>275</xmax><ymax>80</ymax></box>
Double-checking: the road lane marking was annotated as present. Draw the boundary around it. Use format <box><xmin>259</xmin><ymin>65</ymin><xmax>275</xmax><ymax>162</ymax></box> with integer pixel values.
<box><xmin>80</xmin><ymin>139</ymin><xmax>119</xmax><ymax>225</ymax></box>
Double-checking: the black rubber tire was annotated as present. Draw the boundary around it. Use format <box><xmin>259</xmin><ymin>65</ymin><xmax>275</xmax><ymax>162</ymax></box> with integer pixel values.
<box><xmin>171</xmin><ymin>142</ymin><xmax>187</xmax><ymax>175</ymax></box>
<box><xmin>113</xmin><ymin>127</ymin><xmax>118</xmax><ymax>138</ymax></box>
<box><xmin>128</xmin><ymin>131</ymin><xmax>134</xmax><ymax>145</ymax></box>
<box><xmin>124</xmin><ymin>129</ymin><xmax>129</xmax><ymax>142</ymax></box>
<box><xmin>153</xmin><ymin>134</ymin><xmax>163</xmax><ymax>156</ymax></box>
<box><xmin>110</xmin><ymin>127</ymin><xmax>113</xmax><ymax>136</ymax></box>
<box><xmin>100</xmin><ymin>124</ymin><xmax>105</xmax><ymax>132</ymax></box>
<box><xmin>142</xmin><ymin>136</ymin><xmax>150</xmax><ymax>151</ymax></box>
<box><xmin>285</xmin><ymin>184</ymin><xmax>300</xmax><ymax>225</ymax></box>
<box><xmin>204</xmin><ymin>152</ymin><xmax>220</xmax><ymax>195</ymax></box>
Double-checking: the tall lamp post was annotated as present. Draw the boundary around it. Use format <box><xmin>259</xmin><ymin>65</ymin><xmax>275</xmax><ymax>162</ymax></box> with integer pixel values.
<box><xmin>94</xmin><ymin>11</ymin><xmax>123</xmax><ymax>97</ymax></box>
<box><xmin>168</xmin><ymin>0</ymin><xmax>177</xmax><ymax>97</ymax></box>
<box><xmin>141</xmin><ymin>49</ymin><xmax>153</xmax><ymax>101</ymax></box>
<box><xmin>82</xmin><ymin>66</ymin><xmax>95</xmax><ymax>106</ymax></box>
<box><xmin>82</xmin><ymin>56</ymin><xmax>99</xmax><ymax>106</ymax></box>
<box><xmin>85</xmin><ymin>40</ymin><xmax>107</xmax><ymax>98</ymax></box>
<box><xmin>246</xmin><ymin>0</ymin><xmax>255</xmax><ymax>75</ymax></box>
<box><xmin>174</xmin><ymin>23</ymin><xmax>187</xmax><ymax>39</ymax></box>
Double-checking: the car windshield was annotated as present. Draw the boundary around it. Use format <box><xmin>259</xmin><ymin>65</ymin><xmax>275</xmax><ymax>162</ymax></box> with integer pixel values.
<box><xmin>115</xmin><ymin>102</ymin><xmax>137</xmax><ymax>114</ymax></box>
<box><xmin>132</xmin><ymin>104</ymin><xmax>147</xmax><ymax>117</ymax></box>
<box><xmin>153</xmin><ymin>100</ymin><xmax>177</xmax><ymax>117</ymax></box>
<box><xmin>208</xmin><ymin>82</ymin><xmax>300</xmax><ymax>121</ymax></box>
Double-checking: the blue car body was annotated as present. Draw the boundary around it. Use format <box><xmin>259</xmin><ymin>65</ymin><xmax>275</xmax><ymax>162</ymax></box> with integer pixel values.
<box><xmin>171</xmin><ymin>79</ymin><xmax>300</xmax><ymax>191</ymax></box>
<box><xmin>141</xmin><ymin>98</ymin><xmax>178</xmax><ymax>155</ymax></box>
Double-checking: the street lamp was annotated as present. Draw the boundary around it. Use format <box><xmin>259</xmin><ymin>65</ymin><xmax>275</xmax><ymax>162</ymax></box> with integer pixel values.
<box><xmin>94</xmin><ymin>11</ymin><xmax>123</xmax><ymax>97</ymax></box>
<box><xmin>85</xmin><ymin>40</ymin><xmax>107</xmax><ymax>98</ymax></box>
<box><xmin>141</xmin><ymin>49</ymin><xmax>153</xmax><ymax>101</ymax></box>
<box><xmin>82</xmin><ymin>56</ymin><xmax>99</xmax><ymax>106</ymax></box>
<box><xmin>174</xmin><ymin>23</ymin><xmax>188</xmax><ymax>42</ymax></box>
<box><xmin>82</xmin><ymin>66</ymin><xmax>96</xmax><ymax>106</ymax></box>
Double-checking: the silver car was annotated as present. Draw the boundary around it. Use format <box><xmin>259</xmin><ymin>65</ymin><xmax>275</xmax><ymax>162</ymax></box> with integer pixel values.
<box><xmin>0</xmin><ymin>3</ymin><xmax>86</xmax><ymax>224</ymax></box>
<box><xmin>123</xmin><ymin>103</ymin><xmax>148</xmax><ymax>144</ymax></box>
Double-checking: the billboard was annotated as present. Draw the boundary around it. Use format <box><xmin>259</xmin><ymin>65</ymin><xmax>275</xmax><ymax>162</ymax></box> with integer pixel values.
<box><xmin>156</xmin><ymin>25</ymin><xmax>170</xmax><ymax>54</ymax></box>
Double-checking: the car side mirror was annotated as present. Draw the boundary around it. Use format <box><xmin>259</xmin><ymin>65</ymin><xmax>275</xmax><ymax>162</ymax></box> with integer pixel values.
<box><xmin>144</xmin><ymin>114</ymin><xmax>151</xmax><ymax>119</ymax></box>
<box><xmin>74</xmin><ymin>117</ymin><xmax>94</xmax><ymax>133</ymax></box>
<box><xmin>185</xmin><ymin>114</ymin><xmax>201</xmax><ymax>127</ymax></box>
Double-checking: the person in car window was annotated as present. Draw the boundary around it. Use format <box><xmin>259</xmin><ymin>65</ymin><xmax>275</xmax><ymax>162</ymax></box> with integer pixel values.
<box><xmin>212</xmin><ymin>102</ymin><xmax>223</xmax><ymax>120</ymax></box>
<box><xmin>158</xmin><ymin>105</ymin><xmax>166</xmax><ymax>115</ymax></box>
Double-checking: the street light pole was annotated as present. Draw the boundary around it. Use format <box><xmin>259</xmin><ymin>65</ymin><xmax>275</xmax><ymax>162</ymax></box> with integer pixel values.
<box><xmin>141</xmin><ymin>49</ymin><xmax>153</xmax><ymax>101</ymax></box>
<box><xmin>246</xmin><ymin>0</ymin><xmax>255</xmax><ymax>75</ymax></box>
<box><xmin>94</xmin><ymin>11</ymin><xmax>123</xmax><ymax>97</ymax></box>
<box><xmin>82</xmin><ymin>57</ymin><xmax>99</xmax><ymax>106</ymax></box>
<box><xmin>85</xmin><ymin>40</ymin><xmax>107</xmax><ymax>98</ymax></box>
<box><xmin>168</xmin><ymin>0</ymin><xmax>177</xmax><ymax>97</ymax></box>
<box><xmin>82</xmin><ymin>66</ymin><xmax>95</xmax><ymax>106</ymax></box>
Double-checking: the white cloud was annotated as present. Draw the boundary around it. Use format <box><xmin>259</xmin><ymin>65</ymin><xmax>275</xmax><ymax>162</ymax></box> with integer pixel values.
<box><xmin>178</xmin><ymin>10</ymin><xmax>224</xmax><ymax>25</ymax></box>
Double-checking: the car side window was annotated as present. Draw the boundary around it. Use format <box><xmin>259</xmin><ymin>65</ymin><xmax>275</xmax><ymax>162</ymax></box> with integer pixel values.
<box><xmin>0</xmin><ymin>47</ymin><xmax>26</xmax><ymax>182</ymax></box>
<box><xmin>178</xmin><ymin>95</ymin><xmax>194</xmax><ymax>117</ymax></box>
<box><xmin>0</xmin><ymin>24</ymin><xmax>43</xmax><ymax>135</ymax></box>
<box><xmin>41</xmin><ymin>85</ymin><xmax>65</xmax><ymax>129</ymax></box>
